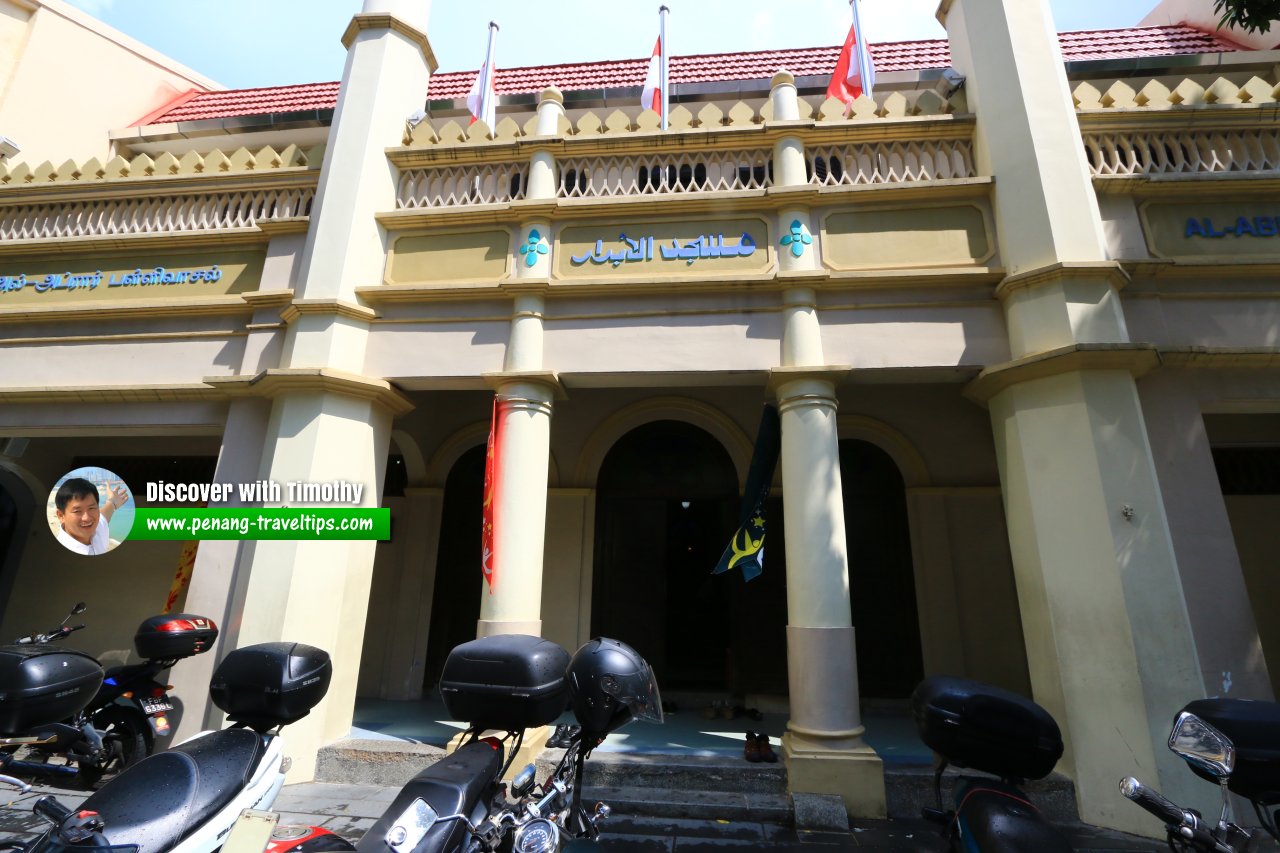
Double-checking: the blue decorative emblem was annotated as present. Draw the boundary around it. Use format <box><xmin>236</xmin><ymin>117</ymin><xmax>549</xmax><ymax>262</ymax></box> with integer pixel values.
<box><xmin>519</xmin><ymin>229</ymin><xmax>550</xmax><ymax>268</ymax></box>
<box><xmin>780</xmin><ymin>220</ymin><xmax>813</xmax><ymax>258</ymax></box>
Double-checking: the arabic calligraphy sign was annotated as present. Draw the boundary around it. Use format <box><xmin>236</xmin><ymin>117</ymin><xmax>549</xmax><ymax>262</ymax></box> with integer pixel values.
<box><xmin>0</xmin><ymin>250</ymin><xmax>263</xmax><ymax>306</ymax></box>
<box><xmin>557</xmin><ymin>219</ymin><xmax>771</xmax><ymax>279</ymax></box>
<box><xmin>1140</xmin><ymin>201</ymin><xmax>1280</xmax><ymax>259</ymax></box>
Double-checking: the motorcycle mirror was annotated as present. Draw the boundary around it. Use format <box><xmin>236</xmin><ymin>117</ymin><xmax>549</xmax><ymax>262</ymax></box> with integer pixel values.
<box><xmin>71</xmin><ymin>603</ymin><xmax>87</xmax><ymax>615</ymax></box>
<box><xmin>1169</xmin><ymin>711</ymin><xmax>1235</xmax><ymax>779</ymax></box>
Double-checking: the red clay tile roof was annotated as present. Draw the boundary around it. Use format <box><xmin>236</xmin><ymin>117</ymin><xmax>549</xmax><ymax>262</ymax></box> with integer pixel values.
<box><xmin>138</xmin><ymin>25</ymin><xmax>1244</xmax><ymax>126</ymax></box>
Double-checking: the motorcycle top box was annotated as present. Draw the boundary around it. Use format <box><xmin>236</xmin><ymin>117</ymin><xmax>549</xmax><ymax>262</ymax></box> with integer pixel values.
<box><xmin>912</xmin><ymin>675</ymin><xmax>1064</xmax><ymax>781</ymax></box>
<box><xmin>133</xmin><ymin>613</ymin><xmax>218</xmax><ymax>661</ymax></box>
<box><xmin>0</xmin><ymin>644</ymin><xmax>104</xmax><ymax>732</ymax></box>
<box><xmin>439</xmin><ymin>634</ymin><xmax>572</xmax><ymax>732</ymax></box>
<box><xmin>210</xmin><ymin>641</ymin><xmax>331</xmax><ymax>732</ymax></box>
<box><xmin>1181</xmin><ymin>697</ymin><xmax>1280</xmax><ymax>804</ymax></box>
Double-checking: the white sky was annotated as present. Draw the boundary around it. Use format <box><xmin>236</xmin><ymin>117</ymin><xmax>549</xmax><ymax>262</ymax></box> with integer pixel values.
<box><xmin>65</xmin><ymin>0</ymin><xmax>1163</xmax><ymax>89</ymax></box>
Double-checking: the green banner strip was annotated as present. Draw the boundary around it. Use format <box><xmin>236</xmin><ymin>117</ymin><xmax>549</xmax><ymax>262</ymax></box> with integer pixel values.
<box><xmin>132</xmin><ymin>508</ymin><xmax>390</xmax><ymax>541</ymax></box>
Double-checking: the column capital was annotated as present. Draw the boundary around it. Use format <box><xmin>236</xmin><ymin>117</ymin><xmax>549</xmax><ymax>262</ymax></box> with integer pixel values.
<box><xmin>341</xmin><ymin>14</ymin><xmax>439</xmax><ymax>72</ymax></box>
<box><xmin>483</xmin><ymin>370</ymin><xmax>566</xmax><ymax>401</ymax></box>
<box><xmin>964</xmin><ymin>343</ymin><xmax>1160</xmax><ymax>405</ymax></box>
<box><xmin>205</xmin><ymin>367</ymin><xmax>414</xmax><ymax>415</ymax></box>
<box><xmin>768</xmin><ymin>365</ymin><xmax>850</xmax><ymax>401</ymax></box>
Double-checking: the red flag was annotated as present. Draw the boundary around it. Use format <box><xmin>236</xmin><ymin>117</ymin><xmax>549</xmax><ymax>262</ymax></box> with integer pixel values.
<box><xmin>467</xmin><ymin>22</ymin><xmax>499</xmax><ymax>128</ymax></box>
<box><xmin>826</xmin><ymin>1</ymin><xmax>876</xmax><ymax>106</ymax></box>
<box><xmin>481</xmin><ymin>396</ymin><xmax>502</xmax><ymax>593</ymax></box>
<box><xmin>640</xmin><ymin>36</ymin><xmax>663</xmax><ymax>116</ymax></box>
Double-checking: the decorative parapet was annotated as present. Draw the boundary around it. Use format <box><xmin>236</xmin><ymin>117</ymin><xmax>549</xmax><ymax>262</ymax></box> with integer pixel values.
<box><xmin>1072</xmin><ymin>75</ymin><xmax>1278</xmax><ymax>110</ymax></box>
<box><xmin>398</xmin><ymin>161</ymin><xmax>528</xmax><ymax>208</ymax></box>
<box><xmin>0</xmin><ymin>187</ymin><xmax>315</xmax><ymax>242</ymax></box>
<box><xmin>404</xmin><ymin>90</ymin><xmax>963</xmax><ymax>148</ymax></box>
<box><xmin>0</xmin><ymin>144</ymin><xmax>325</xmax><ymax>187</ymax></box>
<box><xmin>1074</xmin><ymin>73</ymin><xmax>1280</xmax><ymax>179</ymax></box>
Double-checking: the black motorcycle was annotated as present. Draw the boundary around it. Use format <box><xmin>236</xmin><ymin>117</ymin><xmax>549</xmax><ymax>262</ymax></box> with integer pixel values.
<box><xmin>1120</xmin><ymin>698</ymin><xmax>1280</xmax><ymax>852</ymax></box>
<box><xmin>266</xmin><ymin>634</ymin><xmax>664</xmax><ymax>853</ymax></box>
<box><xmin>0</xmin><ymin>603</ymin><xmax>217</xmax><ymax>785</ymax></box>
<box><xmin>911</xmin><ymin>675</ymin><xmax>1074</xmax><ymax>852</ymax></box>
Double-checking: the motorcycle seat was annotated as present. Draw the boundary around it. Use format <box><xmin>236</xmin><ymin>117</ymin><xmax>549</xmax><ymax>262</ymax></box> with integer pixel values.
<box><xmin>955</xmin><ymin>779</ymin><xmax>1073</xmax><ymax>853</ymax></box>
<box><xmin>78</xmin><ymin>727</ymin><xmax>266</xmax><ymax>853</ymax></box>
<box><xmin>357</xmin><ymin>740</ymin><xmax>502</xmax><ymax>853</ymax></box>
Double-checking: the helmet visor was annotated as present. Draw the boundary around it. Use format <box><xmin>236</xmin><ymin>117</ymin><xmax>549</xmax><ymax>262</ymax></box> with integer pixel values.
<box><xmin>600</xmin><ymin>660</ymin><xmax>664</xmax><ymax>725</ymax></box>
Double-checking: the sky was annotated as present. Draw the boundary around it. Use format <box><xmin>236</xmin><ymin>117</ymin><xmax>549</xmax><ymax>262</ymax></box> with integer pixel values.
<box><xmin>64</xmin><ymin>0</ymin><xmax>1164</xmax><ymax>90</ymax></box>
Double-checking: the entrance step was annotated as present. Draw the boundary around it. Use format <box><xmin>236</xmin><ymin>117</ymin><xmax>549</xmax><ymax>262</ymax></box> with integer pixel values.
<box><xmin>538</xmin><ymin>750</ymin><xmax>793</xmax><ymax>824</ymax></box>
<box><xmin>315</xmin><ymin>739</ymin><xmax>447</xmax><ymax>788</ymax></box>
<box><xmin>884</xmin><ymin>765</ymin><xmax>1079</xmax><ymax>824</ymax></box>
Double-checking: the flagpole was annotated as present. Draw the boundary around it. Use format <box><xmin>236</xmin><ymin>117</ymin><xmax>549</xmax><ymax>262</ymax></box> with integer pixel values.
<box><xmin>658</xmin><ymin>5</ymin><xmax>669</xmax><ymax>131</ymax></box>
<box><xmin>483</xmin><ymin>21</ymin><xmax>499</xmax><ymax>128</ymax></box>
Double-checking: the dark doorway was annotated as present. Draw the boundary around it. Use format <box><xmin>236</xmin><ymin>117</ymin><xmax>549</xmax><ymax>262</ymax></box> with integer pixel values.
<box><xmin>422</xmin><ymin>444</ymin><xmax>486</xmax><ymax>690</ymax></box>
<box><xmin>592</xmin><ymin>420</ymin><xmax>789</xmax><ymax>697</ymax></box>
<box><xmin>0</xmin><ymin>469</ymin><xmax>33</xmax><ymax>626</ymax></box>
<box><xmin>840</xmin><ymin>439</ymin><xmax>924</xmax><ymax>699</ymax></box>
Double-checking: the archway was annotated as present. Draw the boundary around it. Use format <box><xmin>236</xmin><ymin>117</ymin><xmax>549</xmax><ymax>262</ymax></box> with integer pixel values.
<box><xmin>840</xmin><ymin>439</ymin><xmax>924</xmax><ymax>699</ymax></box>
<box><xmin>591</xmin><ymin>420</ymin><xmax>788</xmax><ymax>698</ymax></box>
<box><xmin>422</xmin><ymin>444</ymin><xmax>486</xmax><ymax>690</ymax></box>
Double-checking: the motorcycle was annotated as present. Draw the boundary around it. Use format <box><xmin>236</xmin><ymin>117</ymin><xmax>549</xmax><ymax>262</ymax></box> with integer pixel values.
<box><xmin>266</xmin><ymin>634</ymin><xmax>664</xmax><ymax>853</ymax></box>
<box><xmin>911</xmin><ymin>675</ymin><xmax>1074</xmax><ymax>852</ymax></box>
<box><xmin>1</xmin><ymin>603</ymin><xmax>217</xmax><ymax>786</ymax></box>
<box><xmin>1120</xmin><ymin>697</ymin><xmax>1280</xmax><ymax>852</ymax></box>
<box><xmin>0</xmin><ymin>640</ymin><xmax>332</xmax><ymax>853</ymax></box>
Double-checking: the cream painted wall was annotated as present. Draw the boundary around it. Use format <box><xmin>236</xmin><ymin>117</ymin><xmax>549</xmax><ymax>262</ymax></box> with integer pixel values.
<box><xmin>0</xmin><ymin>0</ymin><xmax>219</xmax><ymax>164</ymax></box>
<box><xmin>0</xmin><ymin>2</ymin><xmax>31</xmax><ymax>108</ymax></box>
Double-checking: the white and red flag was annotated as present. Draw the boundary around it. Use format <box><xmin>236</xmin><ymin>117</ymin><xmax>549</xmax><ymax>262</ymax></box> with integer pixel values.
<box><xmin>826</xmin><ymin>0</ymin><xmax>875</xmax><ymax>107</ymax></box>
<box><xmin>481</xmin><ymin>396</ymin><xmax>503</xmax><ymax>593</ymax></box>
<box><xmin>466</xmin><ymin>22</ymin><xmax>499</xmax><ymax>128</ymax></box>
<box><xmin>640</xmin><ymin>6</ymin><xmax>670</xmax><ymax>129</ymax></box>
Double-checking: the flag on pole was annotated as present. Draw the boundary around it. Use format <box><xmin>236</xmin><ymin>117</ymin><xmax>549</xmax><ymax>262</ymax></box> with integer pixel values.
<box><xmin>467</xmin><ymin>22</ymin><xmax>499</xmax><ymax>128</ymax></box>
<box><xmin>481</xmin><ymin>396</ymin><xmax>503</xmax><ymax>593</ymax></box>
<box><xmin>826</xmin><ymin>0</ymin><xmax>875</xmax><ymax>107</ymax></box>
<box><xmin>712</xmin><ymin>405</ymin><xmax>780</xmax><ymax>582</ymax></box>
<box><xmin>640</xmin><ymin>6</ymin><xmax>670</xmax><ymax>129</ymax></box>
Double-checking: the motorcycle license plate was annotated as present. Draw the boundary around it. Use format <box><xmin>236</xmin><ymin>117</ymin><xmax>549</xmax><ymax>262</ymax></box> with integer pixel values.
<box><xmin>141</xmin><ymin>697</ymin><xmax>174</xmax><ymax>715</ymax></box>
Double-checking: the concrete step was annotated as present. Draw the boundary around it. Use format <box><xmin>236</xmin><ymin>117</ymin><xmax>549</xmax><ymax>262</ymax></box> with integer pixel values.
<box><xmin>543</xmin><ymin>750</ymin><xmax>788</xmax><ymax>794</ymax></box>
<box><xmin>315</xmin><ymin>739</ymin><xmax>447</xmax><ymax>788</ymax></box>
<box><xmin>581</xmin><ymin>784</ymin><xmax>792</xmax><ymax>823</ymax></box>
<box><xmin>884</xmin><ymin>765</ymin><xmax>1080</xmax><ymax>824</ymax></box>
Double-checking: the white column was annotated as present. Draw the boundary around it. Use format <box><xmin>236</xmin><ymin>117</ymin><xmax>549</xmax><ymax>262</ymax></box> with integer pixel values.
<box><xmin>229</xmin><ymin>5</ymin><xmax>433</xmax><ymax>780</ymax></box>
<box><xmin>942</xmin><ymin>0</ymin><xmax>1209</xmax><ymax>831</ymax></box>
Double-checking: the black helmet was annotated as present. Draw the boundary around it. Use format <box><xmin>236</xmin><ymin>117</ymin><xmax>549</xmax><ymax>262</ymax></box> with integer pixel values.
<box><xmin>567</xmin><ymin>637</ymin><xmax>663</xmax><ymax>738</ymax></box>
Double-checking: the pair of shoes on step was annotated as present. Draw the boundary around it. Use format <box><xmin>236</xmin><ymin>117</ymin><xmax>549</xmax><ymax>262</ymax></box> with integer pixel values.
<box><xmin>744</xmin><ymin>731</ymin><xmax>777</xmax><ymax>763</ymax></box>
<box><xmin>548</xmin><ymin>724</ymin><xmax>581</xmax><ymax>749</ymax></box>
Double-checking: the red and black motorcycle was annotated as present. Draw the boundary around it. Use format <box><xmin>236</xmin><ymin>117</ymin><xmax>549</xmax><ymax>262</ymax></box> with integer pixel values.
<box><xmin>0</xmin><ymin>603</ymin><xmax>217</xmax><ymax>786</ymax></box>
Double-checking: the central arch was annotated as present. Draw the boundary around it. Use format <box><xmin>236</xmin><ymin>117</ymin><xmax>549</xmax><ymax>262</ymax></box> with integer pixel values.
<box><xmin>590</xmin><ymin>419</ymin><xmax>789</xmax><ymax>700</ymax></box>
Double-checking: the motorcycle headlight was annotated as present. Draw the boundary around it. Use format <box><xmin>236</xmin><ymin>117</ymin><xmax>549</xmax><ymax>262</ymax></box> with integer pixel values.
<box><xmin>513</xmin><ymin>818</ymin><xmax>560</xmax><ymax>853</ymax></box>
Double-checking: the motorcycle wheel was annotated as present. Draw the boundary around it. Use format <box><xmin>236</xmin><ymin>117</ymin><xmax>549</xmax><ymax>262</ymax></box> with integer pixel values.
<box><xmin>76</xmin><ymin>708</ymin><xmax>150</xmax><ymax>788</ymax></box>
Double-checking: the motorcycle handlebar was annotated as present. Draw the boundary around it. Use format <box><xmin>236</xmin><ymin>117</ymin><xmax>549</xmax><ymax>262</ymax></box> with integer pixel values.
<box><xmin>1120</xmin><ymin>777</ymin><xmax>1188</xmax><ymax>827</ymax></box>
<box><xmin>33</xmin><ymin>796</ymin><xmax>73</xmax><ymax>828</ymax></box>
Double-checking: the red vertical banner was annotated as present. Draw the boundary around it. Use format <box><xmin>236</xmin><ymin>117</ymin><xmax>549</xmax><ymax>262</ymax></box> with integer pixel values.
<box><xmin>481</xmin><ymin>396</ymin><xmax>502</xmax><ymax>593</ymax></box>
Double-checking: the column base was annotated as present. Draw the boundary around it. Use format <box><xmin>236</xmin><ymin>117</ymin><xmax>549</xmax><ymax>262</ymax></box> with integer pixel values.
<box><xmin>476</xmin><ymin>618</ymin><xmax>542</xmax><ymax>638</ymax></box>
<box><xmin>783</xmin><ymin>732</ymin><xmax>886</xmax><ymax>819</ymax></box>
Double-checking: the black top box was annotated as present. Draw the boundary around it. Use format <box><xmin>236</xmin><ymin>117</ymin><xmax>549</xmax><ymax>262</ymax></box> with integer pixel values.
<box><xmin>134</xmin><ymin>614</ymin><xmax>218</xmax><ymax>661</ymax></box>
<box><xmin>912</xmin><ymin>676</ymin><xmax>1064</xmax><ymax>781</ymax></box>
<box><xmin>209</xmin><ymin>642</ymin><xmax>331</xmax><ymax>732</ymax></box>
<box><xmin>439</xmin><ymin>635</ymin><xmax>571</xmax><ymax>732</ymax></box>
<box><xmin>0</xmin><ymin>645</ymin><xmax>103</xmax><ymax>732</ymax></box>
<box><xmin>1182</xmin><ymin>698</ymin><xmax>1280</xmax><ymax>804</ymax></box>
